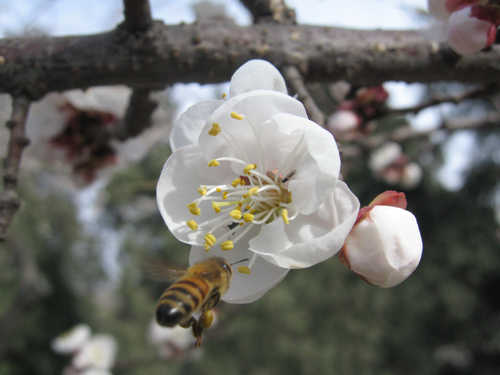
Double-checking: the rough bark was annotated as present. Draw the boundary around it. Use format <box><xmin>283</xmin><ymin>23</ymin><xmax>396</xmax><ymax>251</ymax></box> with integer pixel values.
<box><xmin>0</xmin><ymin>21</ymin><xmax>498</xmax><ymax>99</ymax></box>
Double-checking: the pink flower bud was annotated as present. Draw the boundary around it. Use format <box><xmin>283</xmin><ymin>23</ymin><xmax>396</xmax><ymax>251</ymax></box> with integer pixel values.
<box><xmin>339</xmin><ymin>191</ymin><xmax>422</xmax><ymax>287</ymax></box>
<box><xmin>446</xmin><ymin>5</ymin><xmax>497</xmax><ymax>55</ymax></box>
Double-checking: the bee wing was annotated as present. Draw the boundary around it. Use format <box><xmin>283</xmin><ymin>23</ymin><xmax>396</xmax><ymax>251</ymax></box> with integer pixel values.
<box><xmin>141</xmin><ymin>261</ymin><xmax>187</xmax><ymax>283</ymax></box>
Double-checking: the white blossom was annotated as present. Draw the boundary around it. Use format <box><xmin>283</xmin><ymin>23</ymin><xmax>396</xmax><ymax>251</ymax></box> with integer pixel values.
<box><xmin>157</xmin><ymin>59</ymin><xmax>359</xmax><ymax>303</ymax></box>
<box><xmin>147</xmin><ymin>319</ymin><xmax>197</xmax><ymax>358</ymax></box>
<box><xmin>51</xmin><ymin>324</ymin><xmax>92</xmax><ymax>355</ymax></box>
<box><xmin>72</xmin><ymin>334</ymin><xmax>118</xmax><ymax>370</ymax></box>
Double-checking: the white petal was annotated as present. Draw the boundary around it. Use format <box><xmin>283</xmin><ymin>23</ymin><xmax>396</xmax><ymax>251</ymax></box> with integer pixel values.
<box><xmin>156</xmin><ymin>144</ymin><xmax>233</xmax><ymax>245</ymax></box>
<box><xmin>446</xmin><ymin>6</ymin><xmax>493</xmax><ymax>55</ymax></box>
<box><xmin>249</xmin><ymin>181</ymin><xmax>359</xmax><ymax>268</ymax></box>
<box><xmin>64</xmin><ymin>86</ymin><xmax>132</xmax><ymax>117</ymax></box>
<box><xmin>198</xmin><ymin>90</ymin><xmax>307</xmax><ymax>173</ymax></box>
<box><xmin>229</xmin><ymin>60</ymin><xmax>288</xmax><ymax>96</ymax></box>
<box><xmin>51</xmin><ymin>324</ymin><xmax>92</xmax><ymax>354</ymax></box>
<box><xmin>169</xmin><ymin>100</ymin><xmax>224</xmax><ymax>152</ymax></box>
<box><xmin>189</xmin><ymin>240</ymin><xmax>289</xmax><ymax>304</ymax></box>
<box><xmin>345</xmin><ymin>205</ymin><xmax>422</xmax><ymax>288</ymax></box>
<box><xmin>263</xmin><ymin>113</ymin><xmax>340</xmax><ymax>214</ymax></box>
<box><xmin>369</xmin><ymin>142</ymin><xmax>402</xmax><ymax>173</ymax></box>
<box><xmin>26</xmin><ymin>93</ymin><xmax>69</xmax><ymax>142</ymax></box>
<box><xmin>72</xmin><ymin>334</ymin><xmax>118</xmax><ymax>370</ymax></box>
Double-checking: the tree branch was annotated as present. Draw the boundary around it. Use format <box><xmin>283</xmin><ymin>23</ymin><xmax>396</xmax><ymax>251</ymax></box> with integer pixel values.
<box><xmin>1</xmin><ymin>23</ymin><xmax>499</xmax><ymax>99</ymax></box>
<box><xmin>121</xmin><ymin>0</ymin><xmax>153</xmax><ymax>32</ymax></box>
<box><xmin>282</xmin><ymin>65</ymin><xmax>325</xmax><ymax>126</ymax></box>
<box><xmin>0</xmin><ymin>96</ymin><xmax>30</xmax><ymax>241</ymax></box>
<box><xmin>240</xmin><ymin>0</ymin><xmax>296</xmax><ymax>24</ymax></box>
<box><xmin>120</xmin><ymin>88</ymin><xmax>158</xmax><ymax>139</ymax></box>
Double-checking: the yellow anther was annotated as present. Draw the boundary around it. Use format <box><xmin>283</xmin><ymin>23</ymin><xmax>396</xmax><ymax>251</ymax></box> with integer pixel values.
<box><xmin>239</xmin><ymin>223</ymin><xmax>244</xmax><ymax>226</ymax></box>
<box><xmin>212</xmin><ymin>201</ymin><xmax>222</xmax><ymax>213</ymax></box>
<box><xmin>247</xmin><ymin>187</ymin><xmax>259</xmax><ymax>196</ymax></box>
<box><xmin>198</xmin><ymin>186</ymin><xmax>207</xmax><ymax>196</ymax></box>
<box><xmin>237</xmin><ymin>266</ymin><xmax>251</xmax><ymax>275</ymax></box>
<box><xmin>229</xmin><ymin>210</ymin><xmax>242</xmax><ymax>220</ymax></box>
<box><xmin>208</xmin><ymin>159</ymin><xmax>220</xmax><ymax>167</ymax></box>
<box><xmin>222</xmin><ymin>93</ymin><xmax>227</xmax><ymax>99</ymax></box>
<box><xmin>246</xmin><ymin>205</ymin><xmax>251</xmax><ymax>210</ymax></box>
<box><xmin>238</xmin><ymin>202</ymin><xmax>243</xmax><ymax>207</ymax></box>
<box><xmin>230</xmin><ymin>111</ymin><xmax>244</xmax><ymax>120</ymax></box>
<box><xmin>235</xmin><ymin>206</ymin><xmax>241</xmax><ymax>211</ymax></box>
<box><xmin>243</xmin><ymin>164</ymin><xmax>257</xmax><ymax>175</ymax></box>
<box><xmin>243</xmin><ymin>213</ymin><xmax>254</xmax><ymax>222</ymax></box>
<box><xmin>187</xmin><ymin>202</ymin><xmax>198</xmax><ymax>209</ymax></box>
<box><xmin>220</xmin><ymin>240</ymin><xmax>234</xmax><ymax>251</ymax></box>
<box><xmin>240</xmin><ymin>180</ymin><xmax>246</xmax><ymax>185</ymax></box>
<box><xmin>189</xmin><ymin>207</ymin><xmax>201</xmax><ymax>216</ymax></box>
<box><xmin>250</xmin><ymin>209</ymin><xmax>256</xmax><ymax>213</ymax></box>
<box><xmin>186</xmin><ymin>220</ymin><xmax>198</xmax><ymax>231</ymax></box>
<box><xmin>222</xmin><ymin>192</ymin><xmax>228</xmax><ymax>200</ymax></box>
<box><xmin>216</xmin><ymin>188</ymin><xmax>222</xmax><ymax>192</ymax></box>
<box><xmin>231</xmin><ymin>178</ymin><xmax>241</xmax><ymax>187</ymax></box>
<box><xmin>208</xmin><ymin>123</ymin><xmax>221</xmax><ymax>136</ymax></box>
<box><xmin>204</xmin><ymin>243</ymin><xmax>211</xmax><ymax>252</ymax></box>
<box><xmin>204</xmin><ymin>233</ymin><xmax>216</xmax><ymax>246</ymax></box>
<box><xmin>281</xmin><ymin>209</ymin><xmax>289</xmax><ymax>224</ymax></box>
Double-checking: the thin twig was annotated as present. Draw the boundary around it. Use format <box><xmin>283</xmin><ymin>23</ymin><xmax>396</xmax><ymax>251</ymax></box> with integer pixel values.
<box><xmin>391</xmin><ymin>84</ymin><xmax>500</xmax><ymax>116</ymax></box>
<box><xmin>0</xmin><ymin>96</ymin><xmax>30</xmax><ymax>241</ymax></box>
<box><xmin>121</xmin><ymin>0</ymin><xmax>153</xmax><ymax>32</ymax></box>
<box><xmin>282</xmin><ymin>65</ymin><xmax>326</xmax><ymax>127</ymax></box>
<box><xmin>342</xmin><ymin>110</ymin><xmax>500</xmax><ymax>158</ymax></box>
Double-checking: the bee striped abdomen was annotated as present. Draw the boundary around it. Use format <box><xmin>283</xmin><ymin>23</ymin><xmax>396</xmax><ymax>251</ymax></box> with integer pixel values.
<box><xmin>156</xmin><ymin>276</ymin><xmax>209</xmax><ymax>327</ymax></box>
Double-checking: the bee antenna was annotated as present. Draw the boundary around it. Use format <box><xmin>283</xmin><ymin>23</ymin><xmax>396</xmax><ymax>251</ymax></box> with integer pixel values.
<box><xmin>230</xmin><ymin>258</ymin><xmax>249</xmax><ymax>266</ymax></box>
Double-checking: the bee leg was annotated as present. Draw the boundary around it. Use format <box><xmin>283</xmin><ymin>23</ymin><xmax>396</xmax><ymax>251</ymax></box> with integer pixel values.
<box><xmin>192</xmin><ymin>310</ymin><xmax>215</xmax><ymax>348</ymax></box>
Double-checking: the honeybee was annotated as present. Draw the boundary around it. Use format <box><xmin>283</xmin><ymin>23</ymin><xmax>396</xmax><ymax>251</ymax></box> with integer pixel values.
<box><xmin>155</xmin><ymin>257</ymin><xmax>243</xmax><ymax>347</ymax></box>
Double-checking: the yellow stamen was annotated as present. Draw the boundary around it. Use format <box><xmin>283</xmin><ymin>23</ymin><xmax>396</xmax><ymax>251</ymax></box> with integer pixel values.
<box><xmin>222</xmin><ymin>93</ymin><xmax>227</xmax><ymax>99</ymax></box>
<box><xmin>240</xmin><ymin>179</ymin><xmax>246</xmax><ymax>185</ymax></box>
<box><xmin>198</xmin><ymin>186</ymin><xmax>207</xmax><ymax>196</ymax></box>
<box><xmin>237</xmin><ymin>266</ymin><xmax>251</xmax><ymax>275</ymax></box>
<box><xmin>208</xmin><ymin>123</ymin><xmax>221</xmax><ymax>136</ymax></box>
<box><xmin>220</xmin><ymin>240</ymin><xmax>234</xmax><ymax>251</ymax></box>
<box><xmin>239</xmin><ymin>223</ymin><xmax>244</xmax><ymax>226</ymax></box>
<box><xmin>186</xmin><ymin>220</ymin><xmax>198</xmax><ymax>231</ymax></box>
<box><xmin>222</xmin><ymin>192</ymin><xmax>228</xmax><ymax>200</ymax></box>
<box><xmin>204</xmin><ymin>243</ymin><xmax>211</xmax><ymax>252</ymax></box>
<box><xmin>229</xmin><ymin>210</ymin><xmax>242</xmax><ymax>220</ymax></box>
<box><xmin>212</xmin><ymin>201</ymin><xmax>221</xmax><ymax>213</ymax></box>
<box><xmin>187</xmin><ymin>202</ymin><xmax>197</xmax><ymax>209</ymax></box>
<box><xmin>230</xmin><ymin>111</ymin><xmax>244</xmax><ymax>120</ymax></box>
<box><xmin>231</xmin><ymin>178</ymin><xmax>241</xmax><ymax>188</ymax></box>
<box><xmin>204</xmin><ymin>233</ymin><xmax>216</xmax><ymax>246</ymax></box>
<box><xmin>243</xmin><ymin>164</ymin><xmax>257</xmax><ymax>175</ymax></box>
<box><xmin>208</xmin><ymin>159</ymin><xmax>220</xmax><ymax>167</ymax></box>
<box><xmin>246</xmin><ymin>205</ymin><xmax>251</xmax><ymax>210</ymax></box>
<box><xmin>216</xmin><ymin>188</ymin><xmax>222</xmax><ymax>192</ymax></box>
<box><xmin>281</xmin><ymin>209</ymin><xmax>289</xmax><ymax>224</ymax></box>
<box><xmin>247</xmin><ymin>187</ymin><xmax>259</xmax><ymax>196</ymax></box>
<box><xmin>189</xmin><ymin>207</ymin><xmax>201</xmax><ymax>215</ymax></box>
<box><xmin>238</xmin><ymin>202</ymin><xmax>243</xmax><ymax>207</ymax></box>
<box><xmin>243</xmin><ymin>213</ymin><xmax>254</xmax><ymax>222</ymax></box>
